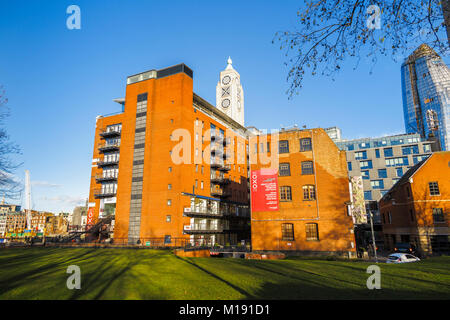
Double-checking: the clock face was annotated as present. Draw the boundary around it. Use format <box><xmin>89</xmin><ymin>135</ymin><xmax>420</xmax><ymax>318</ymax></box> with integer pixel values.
<box><xmin>221</xmin><ymin>99</ymin><xmax>231</xmax><ymax>109</ymax></box>
<box><xmin>222</xmin><ymin>75</ymin><xmax>231</xmax><ymax>85</ymax></box>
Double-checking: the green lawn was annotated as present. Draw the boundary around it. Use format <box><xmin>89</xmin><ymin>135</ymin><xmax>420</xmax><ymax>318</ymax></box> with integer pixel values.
<box><xmin>0</xmin><ymin>248</ymin><xmax>449</xmax><ymax>300</ymax></box>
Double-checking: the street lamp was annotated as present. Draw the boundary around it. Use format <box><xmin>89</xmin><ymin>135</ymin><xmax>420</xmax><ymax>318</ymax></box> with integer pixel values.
<box><xmin>369</xmin><ymin>211</ymin><xmax>378</xmax><ymax>263</ymax></box>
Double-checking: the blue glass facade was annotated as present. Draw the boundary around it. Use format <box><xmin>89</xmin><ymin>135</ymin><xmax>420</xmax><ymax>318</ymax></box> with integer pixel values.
<box><xmin>401</xmin><ymin>44</ymin><xmax>450</xmax><ymax>151</ymax></box>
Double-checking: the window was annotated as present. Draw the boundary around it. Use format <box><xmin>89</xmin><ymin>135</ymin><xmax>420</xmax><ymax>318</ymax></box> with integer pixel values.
<box><xmin>301</xmin><ymin>161</ymin><xmax>314</xmax><ymax>175</ymax></box>
<box><xmin>429</xmin><ymin>182</ymin><xmax>440</xmax><ymax>196</ymax></box>
<box><xmin>359</xmin><ymin>142</ymin><xmax>370</xmax><ymax>149</ymax></box>
<box><xmin>164</xmin><ymin>235</ymin><xmax>172</xmax><ymax>244</ymax></box>
<box><xmin>279</xmin><ymin>140</ymin><xmax>289</xmax><ymax>153</ymax></box>
<box><xmin>355</xmin><ymin>151</ymin><xmax>367</xmax><ymax>160</ymax></box>
<box><xmin>279</xmin><ymin>163</ymin><xmax>291</xmax><ymax>176</ymax></box>
<box><xmin>364</xmin><ymin>191</ymin><xmax>372</xmax><ymax>200</ymax></box>
<box><xmin>388</xmin><ymin>212</ymin><xmax>392</xmax><ymax>224</ymax></box>
<box><xmin>370</xmin><ymin>180</ymin><xmax>384</xmax><ymax>189</ymax></box>
<box><xmin>281</xmin><ymin>223</ymin><xmax>294</xmax><ymax>241</ymax></box>
<box><xmin>167</xmin><ymin>199</ymin><xmax>172</xmax><ymax>206</ymax></box>
<box><xmin>267</xmin><ymin>142</ymin><xmax>271</xmax><ymax>153</ymax></box>
<box><xmin>168</xmin><ymin>167</ymin><xmax>172</xmax><ymax>173</ymax></box>
<box><xmin>305</xmin><ymin>223</ymin><xmax>319</xmax><ymax>241</ymax></box>
<box><xmin>195</xmin><ymin>164</ymin><xmax>198</xmax><ymax>172</ymax></box>
<box><xmin>375</xmin><ymin>149</ymin><xmax>380</xmax><ymax>158</ymax></box>
<box><xmin>280</xmin><ymin>186</ymin><xmax>292</xmax><ymax>201</ymax></box>
<box><xmin>300</xmin><ymin>138</ymin><xmax>312</xmax><ymax>151</ymax></box>
<box><xmin>168</xmin><ymin>184</ymin><xmax>172</xmax><ymax>190</ymax></box>
<box><xmin>423</xmin><ymin>144</ymin><xmax>431</xmax><ymax>153</ymax></box>
<box><xmin>166</xmin><ymin>215</ymin><xmax>171</xmax><ymax>222</ymax></box>
<box><xmin>402</xmin><ymin>145</ymin><xmax>419</xmax><ymax>155</ymax></box>
<box><xmin>360</xmin><ymin>160</ymin><xmax>373</xmax><ymax>169</ymax></box>
<box><xmin>432</xmin><ymin>208</ymin><xmax>445</xmax><ymax>223</ymax></box>
<box><xmin>384</xmin><ymin>147</ymin><xmax>394</xmax><ymax>157</ymax></box>
<box><xmin>396</xmin><ymin>167</ymin><xmax>403</xmax><ymax>177</ymax></box>
<box><xmin>201</xmin><ymin>181</ymin><xmax>204</xmax><ymax>189</ymax></box>
<box><xmin>413</xmin><ymin>155</ymin><xmax>429</xmax><ymax>164</ymax></box>
<box><xmin>385</xmin><ymin>157</ymin><xmax>408</xmax><ymax>167</ymax></box>
<box><xmin>362</xmin><ymin>170</ymin><xmax>370</xmax><ymax>180</ymax></box>
<box><xmin>378</xmin><ymin>169</ymin><xmax>387</xmax><ymax>178</ymax></box>
<box><xmin>303</xmin><ymin>185</ymin><xmax>316</xmax><ymax>200</ymax></box>
<box><xmin>347</xmin><ymin>162</ymin><xmax>352</xmax><ymax>171</ymax></box>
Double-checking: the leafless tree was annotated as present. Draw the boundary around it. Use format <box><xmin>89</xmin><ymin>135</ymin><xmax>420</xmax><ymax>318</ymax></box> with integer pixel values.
<box><xmin>0</xmin><ymin>86</ymin><xmax>21</xmax><ymax>199</ymax></box>
<box><xmin>276</xmin><ymin>1</ymin><xmax>450</xmax><ymax>97</ymax></box>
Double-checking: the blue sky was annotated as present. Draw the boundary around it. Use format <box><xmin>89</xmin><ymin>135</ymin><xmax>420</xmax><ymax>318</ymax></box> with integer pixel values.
<box><xmin>0</xmin><ymin>0</ymin><xmax>448</xmax><ymax>212</ymax></box>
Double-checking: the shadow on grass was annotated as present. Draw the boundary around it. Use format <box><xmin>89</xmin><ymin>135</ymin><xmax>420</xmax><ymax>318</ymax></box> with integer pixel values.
<box><xmin>0</xmin><ymin>249</ymin><xmax>103</xmax><ymax>297</ymax></box>
<box><xmin>174</xmin><ymin>255</ymin><xmax>254</xmax><ymax>299</ymax></box>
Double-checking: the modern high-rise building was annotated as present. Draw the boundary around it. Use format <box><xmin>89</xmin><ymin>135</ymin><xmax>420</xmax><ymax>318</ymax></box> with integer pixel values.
<box><xmin>401</xmin><ymin>44</ymin><xmax>450</xmax><ymax>151</ymax></box>
<box><xmin>88</xmin><ymin>61</ymin><xmax>251</xmax><ymax>246</ymax></box>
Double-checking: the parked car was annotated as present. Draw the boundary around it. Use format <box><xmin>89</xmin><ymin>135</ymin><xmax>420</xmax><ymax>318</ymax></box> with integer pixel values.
<box><xmin>394</xmin><ymin>242</ymin><xmax>416</xmax><ymax>254</ymax></box>
<box><xmin>386</xmin><ymin>253</ymin><xmax>420</xmax><ymax>264</ymax></box>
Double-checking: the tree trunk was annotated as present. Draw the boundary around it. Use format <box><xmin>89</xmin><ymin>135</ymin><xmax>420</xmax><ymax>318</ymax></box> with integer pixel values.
<box><xmin>444</xmin><ymin>0</ymin><xmax>450</xmax><ymax>45</ymax></box>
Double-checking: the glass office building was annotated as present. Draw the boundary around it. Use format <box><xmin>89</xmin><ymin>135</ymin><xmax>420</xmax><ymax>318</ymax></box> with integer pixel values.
<box><xmin>334</xmin><ymin>133</ymin><xmax>434</xmax><ymax>224</ymax></box>
<box><xmin>401</xmin><ymin>44</ymin><xmax>450</xmax><ymax>151</ymax></box>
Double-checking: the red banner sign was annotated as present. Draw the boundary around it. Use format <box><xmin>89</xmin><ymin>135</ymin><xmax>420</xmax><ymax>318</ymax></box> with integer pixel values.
<box><xmin>250</xmin><ymin>169</ymin><xmax>279</xmax><ymax>212</ymax></box>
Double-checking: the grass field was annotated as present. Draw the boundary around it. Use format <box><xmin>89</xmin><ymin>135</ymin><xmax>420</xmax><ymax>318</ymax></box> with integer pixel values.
<box><xmin>0</xmin><ymin>248</ymin><xmax>449</xmax><ymax>300</ymax></box>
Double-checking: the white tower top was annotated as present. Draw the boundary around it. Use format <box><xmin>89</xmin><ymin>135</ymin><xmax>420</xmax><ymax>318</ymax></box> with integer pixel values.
<box><xmin>216</xmin><ymin>57</ymin><xmax>244</xmax><ymax>126</ymax></box>
<box><xmin>226</xmin><ymin>57</ymin><xmax>233</xmax><ymax>70</ymax></box>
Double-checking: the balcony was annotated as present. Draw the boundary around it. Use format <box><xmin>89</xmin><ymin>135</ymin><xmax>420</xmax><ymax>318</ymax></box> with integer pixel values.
<box><xmin>211</xmin><ymin>134</ymin><xmax>224</xmax><ymax>143</ymax></box>
<box><xmin>210</xmin><ymin>173</ymin><xmax>229</xmax><ymax>185</ymax></box>
<box><xmin>183</xmin><ymin>224</ymin><xmax>224</xmax><ymax>234</ymax></box>
<box><xmin>95</xmin><ymin>173</ymin><xmax>118</xmax><ymax>183</ymax></box>
<box><xmin>98</xmin><ymin>142</ymin><xmax>120</xmax><ymax>153</ymax></box>
<box><xmin>97</xmin><ymin>159</ymin><xmax>119</xmax><ymax>168</ymax></box>
<box><xmin>93</xmin><ymin>189</ymin><xmax>117</xmax><ymax>199</ymax></box>
<box><xmin>219</xmin><ymin>164</ymin><xmax>231</xmax><ymax>172</ymax></box>
<box><xmin>99</xmin><ymin>129</ymin><xmax>121</xmax><ymax>139</ymax></box>
<box><xmin>183</xmin><ymin>207</ymin><xmax>223</xmax><ymax>219</ymax></box>
<box><xmin>210</xmin><ymin>159</ymin><xmax>224</xmax><ymax>169</ymax></box>
<box><xmin>210</xmin><ymin>187</ymin><xmax>223</xmax><ymax>197</ymax></box>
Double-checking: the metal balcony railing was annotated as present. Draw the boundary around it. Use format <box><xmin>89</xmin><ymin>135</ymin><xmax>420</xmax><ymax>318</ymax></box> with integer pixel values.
<box><xmin>98</xmin><ymin>142</ymin><xmax>120</xmax><ymax>153</ymax></box>
<box><xmin>183</xmin><ymin>207</ymin><xmax>222</xmax><ymax>218</ymax></box>
<box><xmin>95</xmin><ymin>173</ymin><xmax>118</xmax><ymax>182</ymax></box>
<box><xmin>210</xmin><ymin>187</ymin><xmax>223</xmax><ymax>197</ymax></box>
<box><xmin>210</xmin><ymin>158</ymin><xmax>224</xmax><ymax>169</ymax></box>
<box><xmin>97</xmin><ymin>159</ymin><xmax>119</xmax><ymax>167</ymax></box>
<box><xmin>93</xmin><ymin>189</ymin><xmax>117</xmax><ymax>199</ymax></box>
<box><xmin>210</xmin><ymin>172</ymin><xmax>229</xmax><ymax>184</ymax></box>
<box><xmin>219</xmin><ymin>164</ymin><xmax>231</xmax><ymax>172</ymax></box>
<box><xmin>99</xmin><ymin>129</ymin><xmax>121</xmax><ymax>139</ymax></box>
<box><xmin>184</xmin><ymin>224</ymin><xmax>224</xmax><ymax>233</ymax></box>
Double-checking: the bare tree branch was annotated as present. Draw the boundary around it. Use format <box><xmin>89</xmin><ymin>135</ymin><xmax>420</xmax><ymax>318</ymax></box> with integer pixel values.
<box><xmin>0</xmin><ymin>85</ymin><xmax>22</xmax><ymax>199</ymax></box>
<box><xmin>276</xmin><ymin>0</ymin><xmax>449</xmax><ymax>97</ymax></box>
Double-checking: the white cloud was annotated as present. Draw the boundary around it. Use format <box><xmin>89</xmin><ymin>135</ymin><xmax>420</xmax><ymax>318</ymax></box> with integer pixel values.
<box><xmin>39</xmin><ymin>195</ymin><xmax>85</xmax><ymax>207</ymax></box>
<box><xmin>32</xmin><ymin>181</ymin><xmax>62</xmax><ymax>188</ymax></box>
